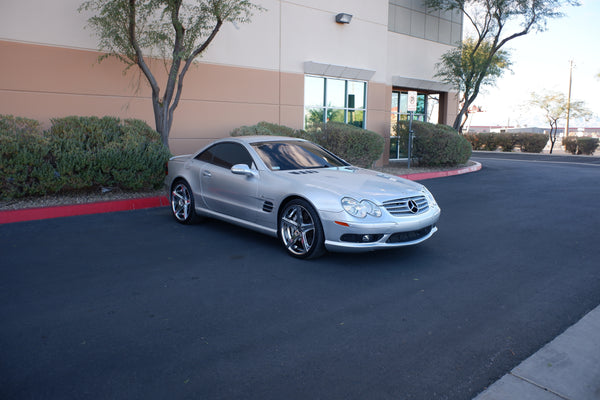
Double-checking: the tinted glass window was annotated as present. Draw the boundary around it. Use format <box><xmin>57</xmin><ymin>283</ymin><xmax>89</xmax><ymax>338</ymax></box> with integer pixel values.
<box><xmin>252</xmin><ymin>141</ymin><xmax>348</xmax><ymax>171</ymax></box>
<box><xmin>195</xmin><ymin>142</ymin><xmax>253</xmax><ymax>169</ymax></box>
<box><xmin>304</xmin><ymin>76</ymin><xmax>367</xmax><ymax>129</ymax></box>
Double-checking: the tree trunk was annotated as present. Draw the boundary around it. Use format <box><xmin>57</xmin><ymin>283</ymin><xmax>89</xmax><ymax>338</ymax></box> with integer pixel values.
<box><xmin>454</xmin><ymin>97</ymin><xmax>474</xmax><ymax>133</ymax></box>
<box><xmin>548</xmin><ymin>123</ymin><xmax>558</xmax><ymax>154</ymax></box>
<box><xmin>155</xmin><ymin>107</ymin><xmax>173</xmax><ymax>148</ymax></box>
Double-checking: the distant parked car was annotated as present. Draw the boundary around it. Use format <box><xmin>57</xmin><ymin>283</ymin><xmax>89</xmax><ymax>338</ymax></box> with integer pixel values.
<box><xmin>165</xmin><ymin>136</ymin><xmax>441</xmax><ymax>259</ymax></box>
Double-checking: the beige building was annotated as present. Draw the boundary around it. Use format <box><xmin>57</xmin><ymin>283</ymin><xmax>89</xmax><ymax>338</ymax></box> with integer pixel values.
<box><xmin>0</xmin><ymin>0</ymin><xmax>462</xmax><ymax>164</ymax></box>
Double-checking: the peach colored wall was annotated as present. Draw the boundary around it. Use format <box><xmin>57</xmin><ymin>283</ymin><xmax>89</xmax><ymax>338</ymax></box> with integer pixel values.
<box><xmin>0</xmin><ymin>41</ymin><xmax>307</xmax><ymax>155</ymax></box>
<box><xmin>366</xmin><ymin>82</ymin><xmax>392</xmax><ymax>167</ymax></box>
<box><xmin>0</xmin><ymin>41</ymin><xmax>397</xmax><ymax>160</ymax></box>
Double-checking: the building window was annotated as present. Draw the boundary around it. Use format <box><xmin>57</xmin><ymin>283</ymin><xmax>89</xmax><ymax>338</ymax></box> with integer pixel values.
<box><xmin>388</xmin><ymin>0</ymin><xmax>462</xmax><ymax>46</ymax></box>
<box><xmin>304</xmin><ymin>76</ymin><xmax>367</xmax><ymax>129</ymax></box>
<box><xmin>389</xmin><ymin>90</ymin><xmax>440</xmax><ymax>160</ymax></box>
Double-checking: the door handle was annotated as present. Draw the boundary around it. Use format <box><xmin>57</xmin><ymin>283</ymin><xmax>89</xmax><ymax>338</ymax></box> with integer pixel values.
<box><xmin>203</xmin><ymin>171</ymin><xmax>212</xmax><ymax>177</ymax></box>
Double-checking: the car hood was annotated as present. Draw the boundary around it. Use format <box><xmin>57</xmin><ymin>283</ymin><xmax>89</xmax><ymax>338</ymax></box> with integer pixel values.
<box><xmin>282</xmin><ymin>166</ymin><xmax>424</xmax><ymax>203</ymax></box>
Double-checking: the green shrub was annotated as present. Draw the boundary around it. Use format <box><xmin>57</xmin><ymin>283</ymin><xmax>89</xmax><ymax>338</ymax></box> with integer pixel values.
<box><xmin>0</xmin><ymin>115</ymin><xmax>171</xmax><ymax>199</ymax></box>
<box><xmin>563</xmin><ymin>137</ymin><xmax>578</xmax><ymax>154</ymax></box>
<box><xmin>231</xmin><ymin>123</ymin><xmax>277</xmax><ymax>137</ymax></box>
<box><xmin>577</xmin><ymin>137</ymin><xmax>599</xmax><ymax>155</ymax></box>
<box><xmin>464</xmin><ymin>132</ymin><xmax>549</xmax><ymax>153</ymax></box>
<box><xmin>464</xmin><ymin>133</ymin><xmax>484</xmax><ymax>150</ymax></box>
<box><xmin>395</xmin><ymin>121</ymin><xmax>471</xmax><ymax>166</ymax></box>
<box><xmin>464</xmin><ymin>132</ymin><xmax>499</xmax><ymax>151</ymax></box>
<box><xmin>307</xmin><ymin>122</ymin><xmax>385</xmax><ymax>168</ymax></box>
<box><xmin>517</xmin><ymin>133</ymin><xmax>548</xmax><ymax>153</ymax></box>
<box><xmin>0</xmin><ymin>114</ymin><xmax>43</xmax><ymax>135</ymax></box>
<box><xmin>564</xmin><ymin>136</ymin><xmax>599</xmax><ymax>155</ymax></box>
<box><xmin>495</xmin><ymin>133</ymin><xmax>518</xmax><ymax>152</ymax></box>
<box><xmin>47</xmin><ymin>116</ymin><xmax>171</xmax><ymax>191</ymax></box>
<box><xmin>479</xmin><ymin>132</ymin><xmax>499</xmax><ymax>151</ymax></box>
<box><xmin>231</xmin><ymin>121</ymin><xmax>305</xmax><ymax>138</ymax></box>
<box><xmin>0</xmin><ymin>115</ymin><xmax>57</xmax><ymax>198</ymax></box>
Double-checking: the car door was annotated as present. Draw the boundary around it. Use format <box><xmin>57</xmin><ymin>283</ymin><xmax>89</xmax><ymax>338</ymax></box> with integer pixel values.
<box><xmin>197</xmin><ymin>142</ymin><xmax>261</xmax><ymax>222</ymax></box>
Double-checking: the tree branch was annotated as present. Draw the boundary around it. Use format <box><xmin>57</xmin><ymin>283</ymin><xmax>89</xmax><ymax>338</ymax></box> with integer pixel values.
<box><xmin>127</xmin><ymin>0</ymin><xmax>160</xmax><ymax>103</ymax></box>
<box><xmin>169</xmin><ymin>19</ymin><xmax>224</xmax><ymax>117</ymax></box>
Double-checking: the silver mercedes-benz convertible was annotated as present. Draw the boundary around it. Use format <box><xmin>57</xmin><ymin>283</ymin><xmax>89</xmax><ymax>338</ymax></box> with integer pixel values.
<box><xmin>165</xmin><ymin>136</ymin><xmax>441</xmax><ymax>259</ymax></box>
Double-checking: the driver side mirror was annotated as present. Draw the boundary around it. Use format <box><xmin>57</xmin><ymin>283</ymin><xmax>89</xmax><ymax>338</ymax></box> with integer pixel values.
<box><xmin>231</xmin><ymin>164</ymin><xmax>258</xmax><ymax>178</ymax></box>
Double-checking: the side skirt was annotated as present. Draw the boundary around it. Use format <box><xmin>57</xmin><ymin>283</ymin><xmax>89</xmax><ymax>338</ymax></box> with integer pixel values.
<box><xmin>195</xmin><ymin>207</ymin><xmax>278</xmax><ymax>238</ymax></box>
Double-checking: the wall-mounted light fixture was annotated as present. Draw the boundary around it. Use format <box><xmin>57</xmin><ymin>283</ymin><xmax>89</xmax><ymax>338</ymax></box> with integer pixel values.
<box><xmin>335</xmin><ymin>13</ymin><xmax>353</xmax><ymax>24</ymax></box>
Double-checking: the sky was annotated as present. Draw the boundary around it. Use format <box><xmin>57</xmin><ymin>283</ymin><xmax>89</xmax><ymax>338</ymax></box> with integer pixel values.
<box><xmin>466</xmin><ymin>0</ymin><xmax>600</xmax><ymax>130</ymax></box>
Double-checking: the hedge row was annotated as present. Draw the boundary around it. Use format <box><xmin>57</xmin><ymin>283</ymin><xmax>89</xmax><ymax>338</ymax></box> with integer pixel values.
<box><xmin>463</xmin><ymin>132</ymin><xmax>549</xmax><ymax>153</ymax></box>
<box><xmin>394</xmin><ymin>120</ymin><xmax>472</xmax><ymax>166</ymax></box>
<box><xmin>232</xmin><ymin>121</ymin><xmax>385</xmax><ymax>168</ymax></box>
<box><xmin>563</xmin><ymin>136</ymin><xmax>599</xmax><ymax>155</ymax></box>
<box><xmin>1</xmin><ymin>115</ymin><xmax>171</xmax><ymax>199</ymax></box>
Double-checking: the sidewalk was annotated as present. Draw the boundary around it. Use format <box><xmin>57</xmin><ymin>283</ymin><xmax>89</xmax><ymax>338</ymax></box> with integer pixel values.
<box><xmin>474</xmin><ymin>305</ymin><xmax>600</xmax><ymax>400</ymax></box>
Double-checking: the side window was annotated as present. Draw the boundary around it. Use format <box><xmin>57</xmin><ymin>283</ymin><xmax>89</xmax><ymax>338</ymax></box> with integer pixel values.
<box><xmin>196</xmin><ymin>148</ymin><xmax>213</xmax><ymax>163</ymax></box>
<box><xmin>195</xmin><ymin>142</ymin><xmax>253</xmax><ymax>169</ymax></box>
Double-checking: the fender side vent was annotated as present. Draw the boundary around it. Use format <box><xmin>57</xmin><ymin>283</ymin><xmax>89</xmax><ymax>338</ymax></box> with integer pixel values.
<box><xmin>263</xmin><ymin>201</ymin><xmax>274</xmax><ymax>213</ymax></box>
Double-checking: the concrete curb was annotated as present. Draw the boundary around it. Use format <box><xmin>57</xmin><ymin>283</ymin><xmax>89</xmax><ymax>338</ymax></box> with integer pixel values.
<box><xmin>398</xmin><ymin>161</ymin><xmax>482</xmax><ymax>181</ymax></box>
<box><xmin>0</xmin><ymin>162</ymin><xmax>482</xmax><ymax>224</ymax></box>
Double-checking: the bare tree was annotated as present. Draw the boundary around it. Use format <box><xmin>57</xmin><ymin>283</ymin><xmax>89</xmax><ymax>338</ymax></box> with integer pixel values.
<box><xmin>80</xmin><ymin>0</ymin><xmax>265</xmax><ymax>147</ymax></box>
<box><xmin>425</xmin><ymin>0</ymin><xmax>580</xmax><ymax>132</ymax></box>
<box><xmin>528</xmin><ymin>91</ymin><xmax>592</xmax><ymax>153</ymax></box>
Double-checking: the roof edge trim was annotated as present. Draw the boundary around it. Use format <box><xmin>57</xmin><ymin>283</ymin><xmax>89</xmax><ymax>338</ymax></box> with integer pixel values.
<box><xmin>304</xmin><ymin>61</ymin><xmax>376</xmax><ymax>81</ymax></box>
<box><xmin>392</xmin><ymin>76</ymin><xmax>453</xmax><ymax>92</ymax></box>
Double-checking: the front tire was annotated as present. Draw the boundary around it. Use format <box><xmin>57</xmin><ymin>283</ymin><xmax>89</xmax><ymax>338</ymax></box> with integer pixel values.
<box><xmin>278</xmin><ymin>199</ymin><xmax>325</xmax><ymax>259</ymax></box>
<box><xmin>170</xmin><ymin>180</ymin><xmax>200</xmax><ymax>224</ymax></box>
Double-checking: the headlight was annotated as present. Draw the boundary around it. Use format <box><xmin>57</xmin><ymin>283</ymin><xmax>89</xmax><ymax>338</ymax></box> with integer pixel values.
<box><xmin>421</xmin><ymin>186</ymin><xmax>438</xmax><ymax>207</ymax></box>
<box><xmin>341</xmin><ymin>197</ymin><xmax>382</xmax><ymax>218</ymax></box>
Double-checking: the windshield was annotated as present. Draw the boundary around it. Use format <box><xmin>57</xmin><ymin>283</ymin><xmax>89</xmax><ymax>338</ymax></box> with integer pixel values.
<box><xmin>252</xmin><ymin>141</ymin><xmax>349</xmax><ymax>171</ymax></box>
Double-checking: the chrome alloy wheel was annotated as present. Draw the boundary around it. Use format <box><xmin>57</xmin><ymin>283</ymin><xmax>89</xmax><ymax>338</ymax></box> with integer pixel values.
<box><xmin>171</xmin><ymin>182</ymin><xmax>193</xmax><ymax>223</ymax></box>
<box><xmin>280</xmin><ymin>204</ymin><xmax>316</xmax><ymax>256</ymax></box>
<box><xmin>279</xmin><ymin>199</ymin><xmax>325</xmax><ymax>259</ymax></box>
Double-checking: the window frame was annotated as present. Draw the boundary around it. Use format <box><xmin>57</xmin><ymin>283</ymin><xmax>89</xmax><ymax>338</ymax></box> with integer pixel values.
<box><xmin>195</xmin><ymin>142</ymin><xmax>254</xmax><ymax>169</ymax></box>
<box><xmin>304</xmin><ymin>75</ymin><xmax>368</xmax><ymax>129</ymax></box>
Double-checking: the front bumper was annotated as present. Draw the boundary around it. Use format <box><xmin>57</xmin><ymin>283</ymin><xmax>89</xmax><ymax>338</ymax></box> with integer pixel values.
<box><xmin>319</xmin><ymin>206</ymin><xmax>441</xmax><ymax>252</ymax></box>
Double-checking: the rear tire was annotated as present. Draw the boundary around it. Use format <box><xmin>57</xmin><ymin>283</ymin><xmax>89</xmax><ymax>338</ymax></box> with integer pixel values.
<box><xmin>278</xmin><ymin>199</ymin><xmax>326</xmax><ymax>259</ymax></box>
<box><xmin>170</xmin><ymin>180</ymin><xmax>200</xmax><ymax>224</ymax></box>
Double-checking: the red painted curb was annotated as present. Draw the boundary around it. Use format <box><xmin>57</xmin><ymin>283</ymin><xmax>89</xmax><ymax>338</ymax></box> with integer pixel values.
<box><xmin>0</xmin><ymin>162</ymin><xmax>481</xmax><ymax>224</ymax></box>
<box><xmin>0</xmin><ymin>196</ymin><xmax>170</xmax><ymax>224</ymax></box>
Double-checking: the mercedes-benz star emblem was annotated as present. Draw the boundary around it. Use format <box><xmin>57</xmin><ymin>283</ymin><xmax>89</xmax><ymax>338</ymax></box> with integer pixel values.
<box><xmin>407</xmin><ymin>199</ymin><xmax>419</xmax><ymax>214</ymax></box>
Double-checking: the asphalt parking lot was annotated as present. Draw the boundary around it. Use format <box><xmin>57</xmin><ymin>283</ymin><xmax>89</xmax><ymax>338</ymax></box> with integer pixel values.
<box><xmin>1</xmin><ymin>154</ymin><xmax>599</xmax><ymax>399</ymax></box>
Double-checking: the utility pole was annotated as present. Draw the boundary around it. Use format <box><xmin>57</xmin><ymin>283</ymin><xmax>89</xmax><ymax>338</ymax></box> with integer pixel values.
<box><xmin>565</xmin><ymin>60</ymin><xmax>573</xmax><ymax>138</ymax></box>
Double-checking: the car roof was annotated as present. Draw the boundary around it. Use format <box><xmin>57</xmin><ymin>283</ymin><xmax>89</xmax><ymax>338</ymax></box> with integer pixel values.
<box><xmin>227</xmin><ymin>135</ymin><xmax>307</xmax><ymax>144</ymax></box>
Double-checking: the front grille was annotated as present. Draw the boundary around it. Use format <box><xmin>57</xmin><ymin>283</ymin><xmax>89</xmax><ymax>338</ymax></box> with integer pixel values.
<box><xmin>386</xmin><ymin>226</ymin><xmax>433</xmax><ymax>243</ymax></box>
<box><xmin>383</xmin><ymin>195</ymin><xmax>429</xmax><ymax>216</ymax></box>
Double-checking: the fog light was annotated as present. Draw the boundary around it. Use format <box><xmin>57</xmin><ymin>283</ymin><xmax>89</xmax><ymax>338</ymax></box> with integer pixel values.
<box><xmin>340</xmin><ymin>234</ymin><xmax>384</xmax><ymax>243</ymax></box>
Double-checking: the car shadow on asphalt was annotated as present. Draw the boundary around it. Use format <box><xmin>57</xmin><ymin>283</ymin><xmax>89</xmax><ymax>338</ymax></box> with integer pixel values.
<box><xmin>160</xmin><ymin>208</ymin><xmax>431</xmax><ymax>271</ymax></box>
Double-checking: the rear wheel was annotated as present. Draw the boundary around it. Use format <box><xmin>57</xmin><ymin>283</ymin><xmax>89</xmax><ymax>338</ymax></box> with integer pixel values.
<box><xmin>170</xmin><ymin>180</ymin><xmax>200</xmax><ymax>224</ymax></box>
<box><xmin>278</xmin><ymin>199</ymin><xmax>325</xmax><ymax>259</ymax></box>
